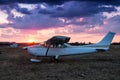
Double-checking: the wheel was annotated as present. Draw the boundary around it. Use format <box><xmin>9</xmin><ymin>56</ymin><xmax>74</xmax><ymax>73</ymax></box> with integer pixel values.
<box><xmin>53</xmin><ymin>56</ymin><xmax>59</xmax><ymax>63</ymax></box>
<box><xmin>54</xmin><ymin>58</ymin><xmax>59</xmax><ymax>63</ymax></box>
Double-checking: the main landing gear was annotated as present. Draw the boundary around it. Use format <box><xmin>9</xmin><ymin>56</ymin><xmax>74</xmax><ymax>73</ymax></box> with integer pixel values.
<box><xmin>52</xmin><ymin>56</ymin><xmax>59</xmax><ymax>63</ymax></box>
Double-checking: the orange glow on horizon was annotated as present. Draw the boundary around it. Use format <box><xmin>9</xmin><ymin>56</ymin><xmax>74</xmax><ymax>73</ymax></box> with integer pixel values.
<box><xmin>26</xmin><ymin>39</ymin><xmax>36</xmax><ymax>43</ymax></box>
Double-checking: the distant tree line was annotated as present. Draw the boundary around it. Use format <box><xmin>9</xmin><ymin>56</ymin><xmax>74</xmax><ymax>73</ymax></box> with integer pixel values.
<box><xmin>112</xmin><ymin>42</ymin><xmax>120</xmax><ymax>45</ymax></box>
<box><xmin>69</xmin><ymin>42</ymin><xmax>92</xmax><ymax>45</ymax></box>
<box><xmin>0</xmin><ymin>42</ymin><xmax>120</xmax><ymax>46</ymax></box>
<box><xmin>70</xmin><ymin>42</ymin><xmax>120</xmax><ymax>45</ymax></box>
<box><xmin>0</xmin><ymin>42</ymin><xmax>11</xmax><ymax>46</ymax></box>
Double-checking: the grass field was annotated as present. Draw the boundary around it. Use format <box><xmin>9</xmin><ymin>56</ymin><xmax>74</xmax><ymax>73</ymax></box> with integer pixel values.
<box><xmin>0</xmin><ymin>45</ymin><xmax>120</xmax><ymax>80</ymax></box>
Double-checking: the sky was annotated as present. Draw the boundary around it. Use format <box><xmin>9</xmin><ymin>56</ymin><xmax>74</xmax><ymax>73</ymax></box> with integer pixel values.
<box><xmin>0</xmin><ymin>0</ymin><xmax>120</xmax><ymax>43</ymax></box>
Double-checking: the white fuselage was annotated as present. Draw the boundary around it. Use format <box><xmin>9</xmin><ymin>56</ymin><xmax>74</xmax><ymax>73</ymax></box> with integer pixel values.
<box><xmin>27</xmin><ymin>47</ymin><xmax>97</xmax><ymax>57</ymax></box>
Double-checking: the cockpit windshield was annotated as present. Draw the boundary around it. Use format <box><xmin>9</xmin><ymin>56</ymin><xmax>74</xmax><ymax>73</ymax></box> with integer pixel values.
<box><xmin>43</xmin><ymin>36</ymin><xmax>70</xmax><ymax>48</ymax></box>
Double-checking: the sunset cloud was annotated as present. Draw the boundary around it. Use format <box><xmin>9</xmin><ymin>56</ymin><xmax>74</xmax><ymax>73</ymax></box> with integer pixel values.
<box><xmin>0</xmin><ymin>10</ymin><xmax>9</xmax><ymax>24</ymax></box>
<box><xmin>0</xmin><ymin>0</ymin><xmax>120</xmax><ymax>42</ymax></box>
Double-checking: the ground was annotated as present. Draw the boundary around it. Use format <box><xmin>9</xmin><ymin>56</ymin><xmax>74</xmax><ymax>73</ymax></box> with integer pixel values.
<box><xmin>0</xmin><ymin>45</ymin><xmax>120</xmax><ymax>80</ymax></box>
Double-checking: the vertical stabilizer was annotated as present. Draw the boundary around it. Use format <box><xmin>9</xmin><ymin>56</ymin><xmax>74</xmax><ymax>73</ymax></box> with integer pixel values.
<box><xmin>84</xmin><ymin>32</ymin><xmax>115</xmax><ymax>50</ymax></box>
<box><xmin>96</xmin><ymin>32</ymin><xmax>115</xmax><ymax>46</ymax></box>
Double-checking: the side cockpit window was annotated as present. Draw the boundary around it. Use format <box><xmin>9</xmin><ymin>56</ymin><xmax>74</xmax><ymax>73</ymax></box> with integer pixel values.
<box><xmin>43</xmin><ymin>43</ymin><xmax>67</xmax><ymax>48</ymax></box>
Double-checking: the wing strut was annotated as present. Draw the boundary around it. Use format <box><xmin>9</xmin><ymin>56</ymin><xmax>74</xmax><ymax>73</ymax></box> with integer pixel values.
<box><xmin>45</xmin><ymin>46</ymin><xmax>50</xmax><ymax>56</ymax></box>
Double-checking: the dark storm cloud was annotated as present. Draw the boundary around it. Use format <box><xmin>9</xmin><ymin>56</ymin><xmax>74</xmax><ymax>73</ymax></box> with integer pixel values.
<box><xmin>7</xmin><ymin>14</ymin><xmax>65</xmax><ymax>29</ymax></box>
<box><xmin>0</xmin><ymin>0</ymin><xmax>120</xmax><ymax>31</ymax></box>
<box><xmin>17</xmin><ymin>8</ymin><xmax>32</xmax><ymax>14</ymax></box>
<box><xmin>0</xmin><ymin>0</ymin><xmax>68</xmax><ymax>5</ymax></box>
<box><xmin>0</xmin><ymin>0</ymin><xmax>118</xmax><ymax>17</ymax></box>
<box><xmin>38</xmin><ymin>9</ymin><xmax>54</xmax><ymax>15</ymax></box>
<box><xmin>79</xmin><ymin>0</ymin><xmax>120</xmax><ymax>6</ymax></box>
<box><xmin>0</xmin><ymin>0</ymin><xmax>120</xmax><ymax>6</ymax></box>
<box><xmin>0</xmin><ymin>3</ymin><xmax>31</xmax><ymax>15</ymax></box>
<box><xmin>39</xmin><ymin>1</ymin><xmax>117</xmax><ymax>18</ymax></box>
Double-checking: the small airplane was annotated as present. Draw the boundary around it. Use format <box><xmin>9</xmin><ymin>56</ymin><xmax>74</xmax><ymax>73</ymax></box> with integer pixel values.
<box><xmin>24</xmin><ymin>32</ymin><xmax>115</xmax><ymax>63</ymax></box>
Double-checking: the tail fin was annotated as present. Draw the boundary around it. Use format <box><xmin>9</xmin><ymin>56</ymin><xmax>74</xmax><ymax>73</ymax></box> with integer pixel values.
<box><xmin>96</xmin><ymin>32</ymin><xmax>115</xmax><ymax>46</ymax></box>
<box><xmin>85</xmin><ymin>32</ymin><xmax>116</xmax><ymax>50</ymax></box>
